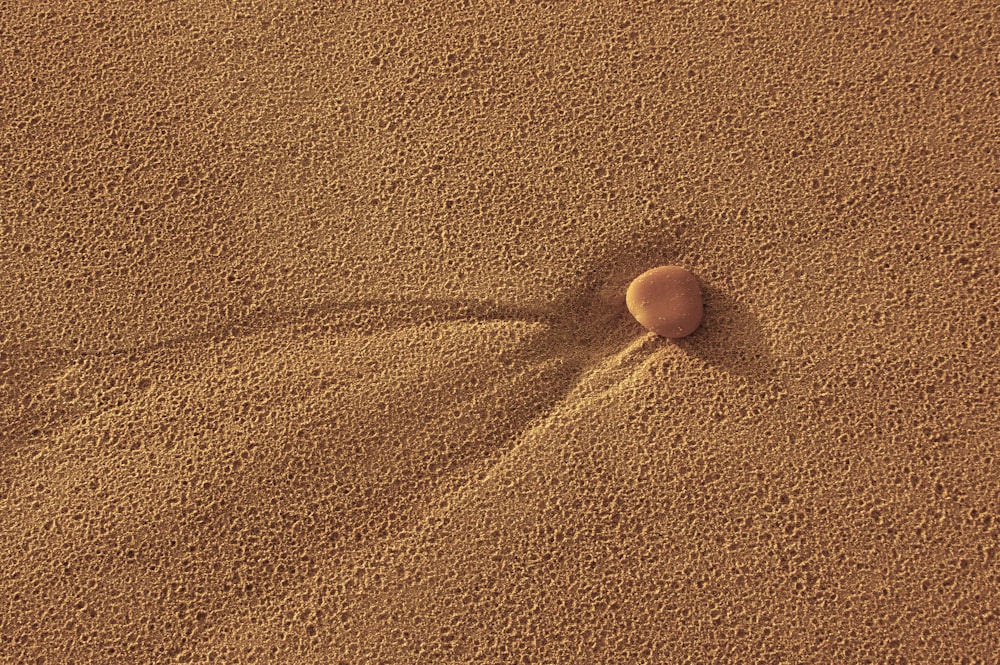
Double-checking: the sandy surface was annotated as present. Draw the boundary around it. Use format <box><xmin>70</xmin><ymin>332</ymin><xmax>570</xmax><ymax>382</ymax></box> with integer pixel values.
<box><xmin>2</xmin><ymin>1</ymin><xmax>999</xmax><ymax>663</ymax></box>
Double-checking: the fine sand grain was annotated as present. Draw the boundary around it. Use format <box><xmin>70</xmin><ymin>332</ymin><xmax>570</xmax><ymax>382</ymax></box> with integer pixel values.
<box><xmin>2</xmin><ymin>1</ymin><xmax>999</xmax><ymax>663</ymax></box>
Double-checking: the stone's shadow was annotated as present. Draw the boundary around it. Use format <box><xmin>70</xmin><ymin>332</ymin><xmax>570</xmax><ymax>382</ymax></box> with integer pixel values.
<box><xmin>673</xmin><ymin>282</ymin><xmax>780</xmax><ymax>384</ymax></box>
<box><xmin>566</xmin><ymin>244</ymin><xmax>781</xmax><ymax>387</ymax></box>
<box><xmin>26</xmin><ymin>256</ymin><xmax>778</xmax><ymax>398</ymax></box>
<box><xmin>559</xmin><ymin>237</ymin><xmax>686</xmax><ymax>349</ymax></box>
<box><xmin>62</xmin><ymin>296</ymin><xmax>569</xmax><ymax>360</ymax></box>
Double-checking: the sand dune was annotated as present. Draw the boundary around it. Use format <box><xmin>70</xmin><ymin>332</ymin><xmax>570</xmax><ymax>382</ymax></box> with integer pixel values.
<box><xmin>2</xmin><ymin>1</ymin><xmax>998</xmax><ymax>662</ymax></box>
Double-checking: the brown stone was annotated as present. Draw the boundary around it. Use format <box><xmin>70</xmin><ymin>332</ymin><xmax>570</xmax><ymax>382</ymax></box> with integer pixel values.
<box><xmin>625</xmin><ymin>265</ymin><xmax>703</xmax><ymax>338</ymax></box>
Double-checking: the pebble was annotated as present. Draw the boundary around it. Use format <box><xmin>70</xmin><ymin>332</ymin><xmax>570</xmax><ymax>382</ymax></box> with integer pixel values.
<box><xmin>625</xmin><ymin>265</ymin><xmax>703</xmax><ymax>339</ymax></box>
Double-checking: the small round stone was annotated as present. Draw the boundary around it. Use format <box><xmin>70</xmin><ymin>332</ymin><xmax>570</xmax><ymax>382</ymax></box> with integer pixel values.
<box><xmin>625</xmin><ymin>265</ymin><xmax>703</xmax><ymax>338</ymax></box>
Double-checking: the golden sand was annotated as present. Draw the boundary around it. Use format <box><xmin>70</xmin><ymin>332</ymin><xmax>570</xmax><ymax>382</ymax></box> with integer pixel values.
<box><xmin>2</xmin><ymin>1</ymin><xmax>998</xmax><ymax>662</ymax></box>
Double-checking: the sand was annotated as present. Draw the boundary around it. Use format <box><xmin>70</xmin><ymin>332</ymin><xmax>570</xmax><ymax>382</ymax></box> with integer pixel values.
<box><xmin>2</xmin><ymin>1</ymin><xmax>998</xmax><ymax>663</ymax></box>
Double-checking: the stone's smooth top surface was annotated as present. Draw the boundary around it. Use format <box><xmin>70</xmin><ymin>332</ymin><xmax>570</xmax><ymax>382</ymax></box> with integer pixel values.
<box><xmin>625</xmin><ymin>265</ymin><xmax>703</xmax><ymax>339</ymax></box>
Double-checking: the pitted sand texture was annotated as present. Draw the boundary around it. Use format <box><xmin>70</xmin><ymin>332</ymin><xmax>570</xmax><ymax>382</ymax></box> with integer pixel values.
<box><xmin>2</xmin><ymin>2</ymin><xmax>999</xmax><ymax>663</ymax></box>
